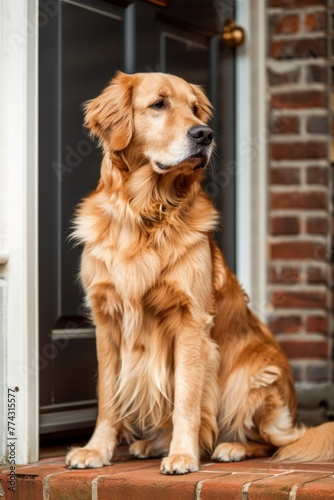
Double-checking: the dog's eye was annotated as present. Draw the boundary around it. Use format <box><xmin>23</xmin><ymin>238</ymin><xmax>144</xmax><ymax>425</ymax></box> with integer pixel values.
<box><xmin>151</xmin><ymin>99</ymin><xmax>165</xmax><ymax>110</ymax></box>
<box><xmin>192</xmin><ymin>104</ymin><xmax>198</xmax><ymax>116</ymax></box>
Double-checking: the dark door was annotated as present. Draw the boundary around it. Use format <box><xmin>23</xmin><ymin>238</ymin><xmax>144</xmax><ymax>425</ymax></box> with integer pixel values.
<box><xmin>39</xmin><ymin>0</ymin><xmax>236</xmax><ymax>435</ymax></box>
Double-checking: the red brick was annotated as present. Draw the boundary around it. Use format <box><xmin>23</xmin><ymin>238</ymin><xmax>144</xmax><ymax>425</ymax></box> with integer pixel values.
<box><xmin>279</xmin><ymin>340</ymin><xmax>329</xmax><ymax>359</ymax></box>
<box><xmin>268</xmin><ymin>315</ymin><xmax>302</xmax><ymax>333</ymax></box>
<box><xmin>200</xmin><ymin>463</ymin><xmax>284</xmax><ymax>474</ymax></box>
<box><xmin>269</xmin><ymin>14</ymin><xmax>300</xmax><ymax>35</ymax></box>
<box><xmin>49</xmin><ymin>461</ymin><xmax>161</xmax><ymax>500</ymax></box>
<box><xmin>269</xmin><ymin>266</ymin><xmax>301</xmax><ymax>284</ymax></box>
<box><xmin>201</xmin><ymin>461</ymin><xmax>334</xmax><ymax>474</ymax></box>
<box><xmin>201</xmin><ymin>472</ymin><xmax>274</xmax><ymax>500</ymax></box>
<box><xmin>270</xmin><ymin>167</ymin><xmax>300</xmax><ymax>185</ymax></box>
<box><xmin>270</xmin><ymin>241</ymin><xmax>326</xmax><ymax>259</ymax></box>
<box><xmin>270</xmin><ymin>38</ymin><xmax>327</xmax><ymax>59</ymax></box>
<box><xmin>2</xmin><ymin>474</ymin><xmax>44</xmax><ymax>500</ymax></box>
<box><xmin>270</xmin><ymin>190</ymin><xmax>327</xmax><ymax>209</ymax></box>
<box><xmin>270</xmin><ymin>216</ymin><xmax>300</xmax><ymax>235</ymax></box>
<box><xmin>0</xmin><ymin>460</ymin><xmax>65</xmax><ymax>475</ymax></box>
<box><xmin>296</xmin><ymin>475</ymin><xmax>334</xmax><ymax>500</ymax></box>
<box><xmin>96</xmin><ymin>467</ymin><xmax>226</xmax><ymax>500</ymax></box>
<box><xmin>306</xmin><ymin>315</ymin><xmax>329</xmax><ymax>334</ymax></box>
<box><xmin>268</xmin><ymin>67</ymin><xmax>301</xmax><ymax>86</ymax></box>
<box><xmin>271</xmin><ymin>142</ymin><xmax>327</xmax><ymax>160</ymax></box>
<box><xmin>49</xmin><ymin>471</ymin><xmax>93</xmax><ymax>500</ymax></box>
<box><xmin>305</xmin><ymin>362</ymin><xmax>330</xmax><ymax>382</ymax></box>
<box><xmin>272</xmin><ymin>290</ymin><xmax>327</xmax><ymax>308</ymax></box>
<box><xmin>306</xmin><ymin>116</ymin><xmax>328</xmax><ymax>134</ymax></box>
<box><xmin>306</xmin><ymin>217</ymin><xmax>328</xmax><ymax>235</ymax></box>
<box><xmin>270</xmin><ymin>115</ymin><xmax>300</xmax><ymax>134</ymax></box>
<box><xmin>271</xmin><ymin>91</ymin><xmax>326</xmax><ymax>109</ymax></box>
<box><xmin>248</xmin><ymin>471</ymin><xmax>331</xmax><ymax>500</ymax></box>
<box><xmin>307</xmin><ymin>217</ymin><xmax>328</xmax><ymax>235</ymax></box>
<box><xmin>306</xmin><ymin>64</ymin><xmax>327</xmax><ymax>84</ymax></box>
<box><xmin>305</xmin><ymin>12</ymin><xmax>326</xmax><ymax>32</ymax></box>
<box><xmin>306</xmin><ymin>166</ymin><xmax>328</xmax><ymax>185</ymax></box>
<box><xmin>0</xmin><ymin>463</ymin><xmax>66</xmax><ymax>500</ymax></box>
<box><xmin>290</xmin><ymin>361</ymin><xmax>303</xmax><ymax>381</ymax></box>
<box><xmin>307</xmin><ymin>266</ymin><xmax>328</xmax><ymax>284</ymax></box>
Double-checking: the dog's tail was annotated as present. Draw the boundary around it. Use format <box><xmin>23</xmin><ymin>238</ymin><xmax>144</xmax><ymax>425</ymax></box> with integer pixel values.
<box><xmin>272</xmin><ymin>422</ymin><xmax>334</xmax><ymax>462</ymax></box>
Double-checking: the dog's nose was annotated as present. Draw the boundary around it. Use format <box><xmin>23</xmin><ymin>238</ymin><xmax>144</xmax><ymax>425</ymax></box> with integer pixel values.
<box><xmin>188</xmin><ymin>125</ymin><xmax>214</xmax><ymax>146</ymax></box>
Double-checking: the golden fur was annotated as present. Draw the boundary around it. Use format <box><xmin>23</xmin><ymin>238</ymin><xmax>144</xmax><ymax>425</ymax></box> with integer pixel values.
<box><xmin>66</xmin><ymin>72</ymin><xmax>334</xmax><ymax>474</ymax></box>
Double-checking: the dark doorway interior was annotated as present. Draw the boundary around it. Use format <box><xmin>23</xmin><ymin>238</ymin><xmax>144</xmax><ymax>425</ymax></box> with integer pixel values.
<box><xmin>38</xmin><ymin>0</ymin><xmax>236</xmax><ymax>437</ymax></box>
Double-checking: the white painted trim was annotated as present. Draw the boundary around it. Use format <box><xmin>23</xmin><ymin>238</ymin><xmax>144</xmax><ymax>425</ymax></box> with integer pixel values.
<box><xmin>0</xmin><ymin>0</ymin><xmax>39</xmax><ymax>463</ymax></box>
<box><xmin>235</xmin><ymin>1</ymin><xmax>268</xmax><ymax>321</ymax></box>
<box><xmin>0</xmin><ymin>280</ymin><xmax>7</xmax><ymax>464</ymax></box>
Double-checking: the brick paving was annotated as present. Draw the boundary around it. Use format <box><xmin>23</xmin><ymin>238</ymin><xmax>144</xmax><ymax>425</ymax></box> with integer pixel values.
<box><xmin>1</xmin><ymin>447</ymin><xmax>334</xmax><ymax>499</ymax></box>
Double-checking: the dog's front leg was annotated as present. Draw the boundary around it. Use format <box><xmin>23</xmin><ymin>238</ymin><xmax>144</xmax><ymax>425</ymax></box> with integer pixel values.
<box><xmin>161</xmin><ymin>325</ymin><xmax>207</xmax><ymax>474</ymax></box>
<box><xmin>66</xmin><ymin>319</ymin><xmax>120</xmax><ymax>468</ymax></box>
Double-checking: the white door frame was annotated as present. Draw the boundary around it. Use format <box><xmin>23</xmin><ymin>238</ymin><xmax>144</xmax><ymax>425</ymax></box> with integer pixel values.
<box><xmin>0</xmin><ymin>0</ymin><xmax>267</xmax><ymax>464</ymax></box>
<box><xmin>236</xmin><ymin>1</ymin><xmax>268</xmax><ymax>320</ymax></box>
<box><xmin>0</xmin><ymin>0</ymin><xmax>39</xmax><ymax>464</ymax></box>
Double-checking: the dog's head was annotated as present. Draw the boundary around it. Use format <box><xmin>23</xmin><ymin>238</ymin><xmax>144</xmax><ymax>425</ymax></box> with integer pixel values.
<box><xmin>85</xmin><ymin>72</ymin><xmax>214</xmax><ymax>174</ymax></box>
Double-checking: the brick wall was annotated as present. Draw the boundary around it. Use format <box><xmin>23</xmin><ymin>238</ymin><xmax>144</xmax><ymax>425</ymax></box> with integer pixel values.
<box><xmin>266</xmin><ymin>0</ymin><xmax>332</xmax><ymax>387</ymax></box>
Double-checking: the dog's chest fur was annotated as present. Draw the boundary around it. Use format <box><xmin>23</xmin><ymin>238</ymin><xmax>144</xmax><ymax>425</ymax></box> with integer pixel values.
<box><xmin>77</xmin><ymin>187</ymin><xmax>218</xmax><ymax>301</ymax></box>
<box><xmin>75</xmin><ymin>185</ymin><xmax>218</xmax><ymax>433</ymax></box>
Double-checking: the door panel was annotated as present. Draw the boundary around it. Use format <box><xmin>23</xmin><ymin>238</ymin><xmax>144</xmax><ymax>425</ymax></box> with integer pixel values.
<box><xmin>60</xmin><ymin>2</ymin><xmax>124</xmax><ymax>315</ymax></box>
<box><xmin>39</xmin><ymin>0</ymin><xmax>127</xmax><ymax>423</ymax></box>
<box><xmin>163</xmin><ymin>36</ymin><xmax>209</xmax><ymax>87</ymax></box>
<box><xmin>39</xmin><ymin>0</ymin><xmax>236</xmax><ymax>433</ymax></box>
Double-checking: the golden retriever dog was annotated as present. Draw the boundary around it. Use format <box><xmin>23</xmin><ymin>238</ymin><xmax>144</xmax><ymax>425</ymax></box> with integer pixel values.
<box><xmin>66</xmin><ymin>72</ymin><xmax>334</xmax><ymax>474</ymax></box>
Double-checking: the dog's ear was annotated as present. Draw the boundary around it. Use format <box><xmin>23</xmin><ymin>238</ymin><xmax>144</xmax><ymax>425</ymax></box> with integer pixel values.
<box><xmin>191</xmin><ymin>84</ymin><xmax>213</xmax><ymax>124</ymax></box>
<box><xmin>84</xmin><ymin>72</ymin><xmax>133</xmax><ymax>151</ymax></box>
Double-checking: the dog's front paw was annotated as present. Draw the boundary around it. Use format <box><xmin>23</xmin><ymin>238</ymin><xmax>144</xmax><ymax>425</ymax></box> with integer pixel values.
<box><xmin>66</xmin><ymin>446</ymin><xmax>111</xmax><ymax>469</ymax></box>
<box><xmin>212</xmin><ymin>442</ymin><xmax>246</xmax><ymax>462</ymax></box>
<box><xmin>160</xmin><ymin>454</ymin><xmax>199</xmax><ymax>474</ymax></box>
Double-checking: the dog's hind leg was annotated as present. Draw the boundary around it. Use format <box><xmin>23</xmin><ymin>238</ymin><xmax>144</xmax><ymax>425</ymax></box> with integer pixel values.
<box><xmin>212</xmin><ymin>441</ymin><xmax>273</xmax><ymax>462</ymax></box>
<box><xmin>130</xmin><ymin>431</ymin><xmax>171</xmax><ymax>458</ymax></box>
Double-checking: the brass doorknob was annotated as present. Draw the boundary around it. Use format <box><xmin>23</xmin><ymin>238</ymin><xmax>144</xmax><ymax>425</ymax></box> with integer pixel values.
<box><xmin>222</xmin><ymin>19</ymin><xmax>245</xmax><ymax>48</ymax></box>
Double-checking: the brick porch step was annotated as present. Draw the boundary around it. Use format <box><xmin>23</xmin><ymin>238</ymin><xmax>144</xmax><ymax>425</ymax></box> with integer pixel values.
<box><xmin>1</xmin><ymin>447</ymin><xmax>334</xmax><ymax>499</ymax></box>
